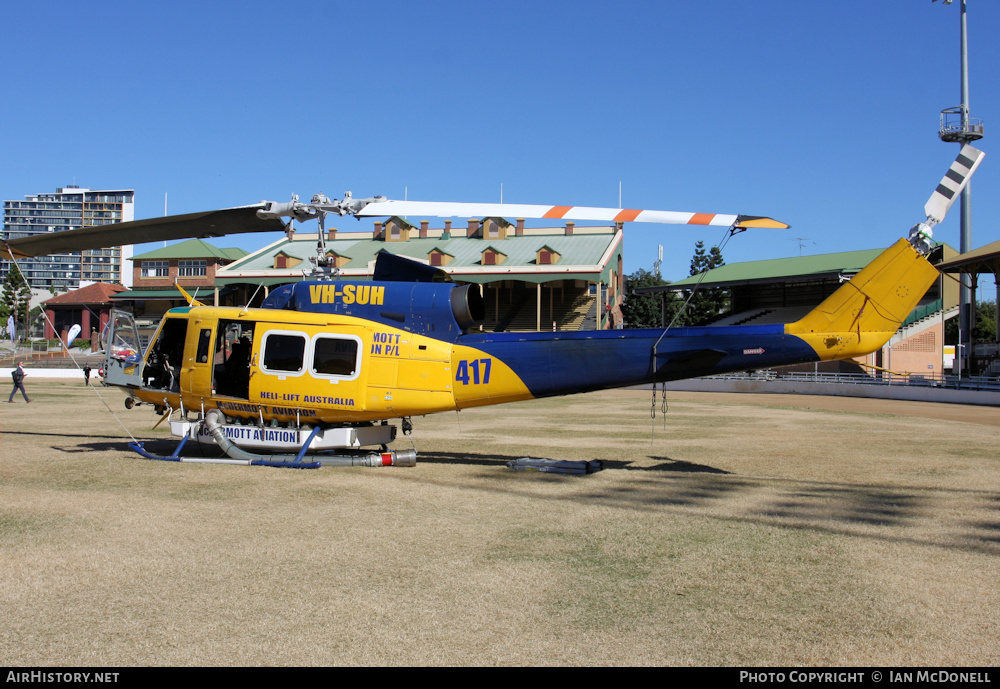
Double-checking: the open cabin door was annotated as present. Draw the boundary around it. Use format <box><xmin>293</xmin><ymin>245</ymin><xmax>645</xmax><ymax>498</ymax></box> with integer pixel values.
<box><xmin>180</xmin><ymin>317</ymin><xmax>217</xmax><ymax>401</ymax></box>
<box><xmin>212</xmin><ymin>319</ymin><xmax>256</xmax><ymax>399</ymax></box>
<box><xmin>103</xmin><ymin>308</ymin><xmax>145</xmax><ymax>389</ymax></box>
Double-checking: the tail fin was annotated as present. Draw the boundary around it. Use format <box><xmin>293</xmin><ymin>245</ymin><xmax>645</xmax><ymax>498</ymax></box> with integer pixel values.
<box><xmin>784</xmin><ymin>238</ymin><xmax>940</xmax><ymax>361</ymax></box>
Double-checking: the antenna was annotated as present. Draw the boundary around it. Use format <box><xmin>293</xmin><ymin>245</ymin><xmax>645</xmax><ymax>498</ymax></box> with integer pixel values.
<box><xmin>791</xmin><ymin>237</ymin><xmax>814</xmax><ymax>256</ymax></box>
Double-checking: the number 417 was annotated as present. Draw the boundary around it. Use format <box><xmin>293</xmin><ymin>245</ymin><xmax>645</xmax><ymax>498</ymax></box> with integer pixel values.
<box><xmin>455</xmin><ymin>358</ymin><xmax>492</xmax><ymax>385</ymax></box>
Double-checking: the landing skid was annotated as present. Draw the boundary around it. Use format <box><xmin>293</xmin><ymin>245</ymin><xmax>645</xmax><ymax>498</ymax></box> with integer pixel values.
<box><xmin>129</xmin><ymin>414</ymin><xmax>417</xmax><ymax>468</ymax></box>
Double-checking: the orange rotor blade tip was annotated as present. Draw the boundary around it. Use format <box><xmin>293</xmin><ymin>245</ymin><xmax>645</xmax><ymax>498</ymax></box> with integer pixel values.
<box><xmin>735</xmin><ymin>216</ymin><xmax>791</xmax><ymax>230</ymax></box>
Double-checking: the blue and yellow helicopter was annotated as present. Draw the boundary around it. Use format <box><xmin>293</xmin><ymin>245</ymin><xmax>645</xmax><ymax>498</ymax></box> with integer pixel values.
<box><xmin>2</xmin><ymin>146</ymin><xmax>983</xmax><ymax>467</ymax></box>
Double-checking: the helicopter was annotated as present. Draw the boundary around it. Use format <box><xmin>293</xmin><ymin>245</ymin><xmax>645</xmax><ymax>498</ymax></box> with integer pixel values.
<box><xmin>1</xmin><ymin>144</ymin><xmax>983</xmax><ymax>467</ymax></box>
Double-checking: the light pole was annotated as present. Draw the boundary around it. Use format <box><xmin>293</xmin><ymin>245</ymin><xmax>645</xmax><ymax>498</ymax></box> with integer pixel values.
<box><xmin>935</xmin><ymin>0</ymin><xmax>984</xmax><ymax>376</ymax></box>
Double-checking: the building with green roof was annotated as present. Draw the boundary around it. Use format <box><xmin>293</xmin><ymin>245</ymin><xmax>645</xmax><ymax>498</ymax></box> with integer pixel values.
<box><xmin>660</xmin><ymin>244</ymin><xmax>957</xmax><ymax>318</ymax></box>
<box><xmin>111</xmin><ymin>238</ymin><xmax>249</xmax><ymax>328</ymax></box>
<box><xmin>638</xmin><ymin>243</ymin><xmax>960</xmax><ymax>376</ymax></box>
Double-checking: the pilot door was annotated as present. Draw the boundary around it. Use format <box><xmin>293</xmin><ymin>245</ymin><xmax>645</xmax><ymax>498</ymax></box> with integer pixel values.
<box><xmin>137</xmin><ymin>317</ymin><xmax>188</xmax><ymax>394</ymax></box>
<box><xmin>103</xmin><ymin>308</ymin><xmax>145</xmax><ymax>389</ymax></box>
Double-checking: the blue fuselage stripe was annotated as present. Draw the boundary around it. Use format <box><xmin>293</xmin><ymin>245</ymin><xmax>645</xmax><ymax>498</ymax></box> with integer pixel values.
<box><xmin>458</xmin><ymin>325</ymin><xmax>818</xmax><ymax>398</ymax></box>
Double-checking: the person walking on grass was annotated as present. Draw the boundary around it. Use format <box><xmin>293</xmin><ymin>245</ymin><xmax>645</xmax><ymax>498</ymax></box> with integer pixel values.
<box><xmin>8</xmin><ymin>362</ymin><xmax>30</xmax><ymax>403</ymax></box>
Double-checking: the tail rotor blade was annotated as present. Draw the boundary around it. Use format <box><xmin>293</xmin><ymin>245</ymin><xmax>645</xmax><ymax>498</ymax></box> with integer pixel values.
<box><xmin>924</xmin><ymin>144</ymin><xmax>985</xmax><ymax>225</ymax></box>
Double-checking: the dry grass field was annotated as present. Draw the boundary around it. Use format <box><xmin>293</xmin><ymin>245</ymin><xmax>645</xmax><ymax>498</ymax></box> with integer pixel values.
<box><xmin>2</xmin><ymin>380</ymin><xmax>999</xmax><ymax>666</ymax></box>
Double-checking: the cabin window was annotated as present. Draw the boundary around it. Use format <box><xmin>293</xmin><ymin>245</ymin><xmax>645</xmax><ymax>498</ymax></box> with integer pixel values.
<box><xmin>311</xmin><ymin>336</ymin><xmax>361</xmax><ymax>379</ymax></box>
<box><xmin>262</xmin><ymin>332</ymin><xmax>307</xmax><ymax>375</ymax></box>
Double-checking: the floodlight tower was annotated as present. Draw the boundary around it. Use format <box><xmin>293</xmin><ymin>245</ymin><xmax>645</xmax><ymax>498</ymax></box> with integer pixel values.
<box><xmin>935</xmin><ymin>0</ymin><xmax>984</xmax><ymax>376</ymax></box>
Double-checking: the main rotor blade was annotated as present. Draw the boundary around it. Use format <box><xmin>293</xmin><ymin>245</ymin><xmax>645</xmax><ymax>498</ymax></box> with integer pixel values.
<box><xmin>2</xmin><ymin>205</ymin><xmax>286</xmax><ymax>259</ymax></box>
<box><xmin>924</xmin><ymin>143</ymin><xmax>985</xmax><ymax>225</ymax></box>
<box><xmin>1</xmin><ymin>195</ymin><xmax>791</xmax><ymax>261</ymax></box>
<box><xmin>353</xmin><ymin>200</ymin><xmax>790</xmax><ymax>229</ymax></box>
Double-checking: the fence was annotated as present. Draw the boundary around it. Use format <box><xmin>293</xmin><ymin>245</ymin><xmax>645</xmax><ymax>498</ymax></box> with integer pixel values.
<box><xmin>701</xmin><ymin>370</ymin><xmax>1000</xmax><ymax>393</ymax></box>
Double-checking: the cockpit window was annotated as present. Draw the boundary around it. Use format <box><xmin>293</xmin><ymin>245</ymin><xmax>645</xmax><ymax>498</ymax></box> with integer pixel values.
<box><xmin>143</xmin><ymin>318</ymin><xmax>187</xmax><ymax>390</ymax></box>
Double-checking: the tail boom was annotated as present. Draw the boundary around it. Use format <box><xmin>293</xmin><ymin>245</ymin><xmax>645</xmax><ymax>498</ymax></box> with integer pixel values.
<box><xmin>450</xmin><ymin>238</ymin><xmax>939</xmax><ymax>407</ymax></box>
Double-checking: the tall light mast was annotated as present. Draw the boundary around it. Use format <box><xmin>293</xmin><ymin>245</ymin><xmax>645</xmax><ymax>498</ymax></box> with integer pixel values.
<box><xmin>935</xmin><ymin>0</ymin><xmax>984</xmax><ymax>375</ymax></box>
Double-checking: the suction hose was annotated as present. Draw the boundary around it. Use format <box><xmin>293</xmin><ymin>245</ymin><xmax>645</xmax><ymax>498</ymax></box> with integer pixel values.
<box><xmin>204</xmin><ymin>409</ymin><xmax>306</xmax><ymax>463</ymax></box>
<box><xmin>203</xmin><ymin>409</ymin><xmax>416</xmax><ymax>467</ymax></box>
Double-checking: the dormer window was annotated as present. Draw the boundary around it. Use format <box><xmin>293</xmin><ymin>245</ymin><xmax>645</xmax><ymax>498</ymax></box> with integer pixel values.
<box><xmin>273</xmin><ymin>252</ymin><xmax>302</xmax><ymax>270</ymax></box>
<box><xmin>383</xmin><ymin>216</ymin><xmax>414</xmax><ymax>242</ymax></box>
<box><xmin>482</xmin><ymin>217</ymin><xmax>509</xmax><ymax>240</ymax></box>
<box><xmin>428</xmin><ymin>249</ymin><xmax>453</xmax><ymax>267</ymax></box>
<box><xmin>536</xmin><ymin>246</ymin><xmax>561</xmax><ymax>265</ymax></box>
<box><xmin>481</xmin><ymin>248</ymin><xmax>506</xmax><ymax>266</ymax></box>
<box><xmin>324</xmin><ymin>251</ymin><xmax>350</xmax><ymax>269</ymax></box>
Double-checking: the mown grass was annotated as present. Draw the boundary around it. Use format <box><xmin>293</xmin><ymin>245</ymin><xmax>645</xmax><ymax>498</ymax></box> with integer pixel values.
<box><xmin>1</xmin><ymin>381</ymin><xmax>999</xmax><ymax>665</ymax></box>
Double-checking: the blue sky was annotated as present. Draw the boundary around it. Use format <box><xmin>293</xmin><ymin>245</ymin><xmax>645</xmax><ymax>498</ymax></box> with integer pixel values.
<box><xmin>3</xmin><ymin>0</ymin><xmax>998</xmax><ymax>294</ymax></box>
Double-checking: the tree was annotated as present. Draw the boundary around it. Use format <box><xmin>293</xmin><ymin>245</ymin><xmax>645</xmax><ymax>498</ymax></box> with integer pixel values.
<box><xmin>679</xmin><ymin>241</ymin><xmax>728</xmax><ymax>325</ymax></box>
<box><xmin>621</xmin><ymin>268</ymin><xmax>681</xmax><ymax>328</ymax></box>
<box><xmin>0</xmin><ymin>265</ymin><xmax>32</xmax><ymax>335</ymax></box>
<box><xmin>945</xmin><ymin>300</ymin><xmax>998</xmax><ymax>345</ymax></box>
